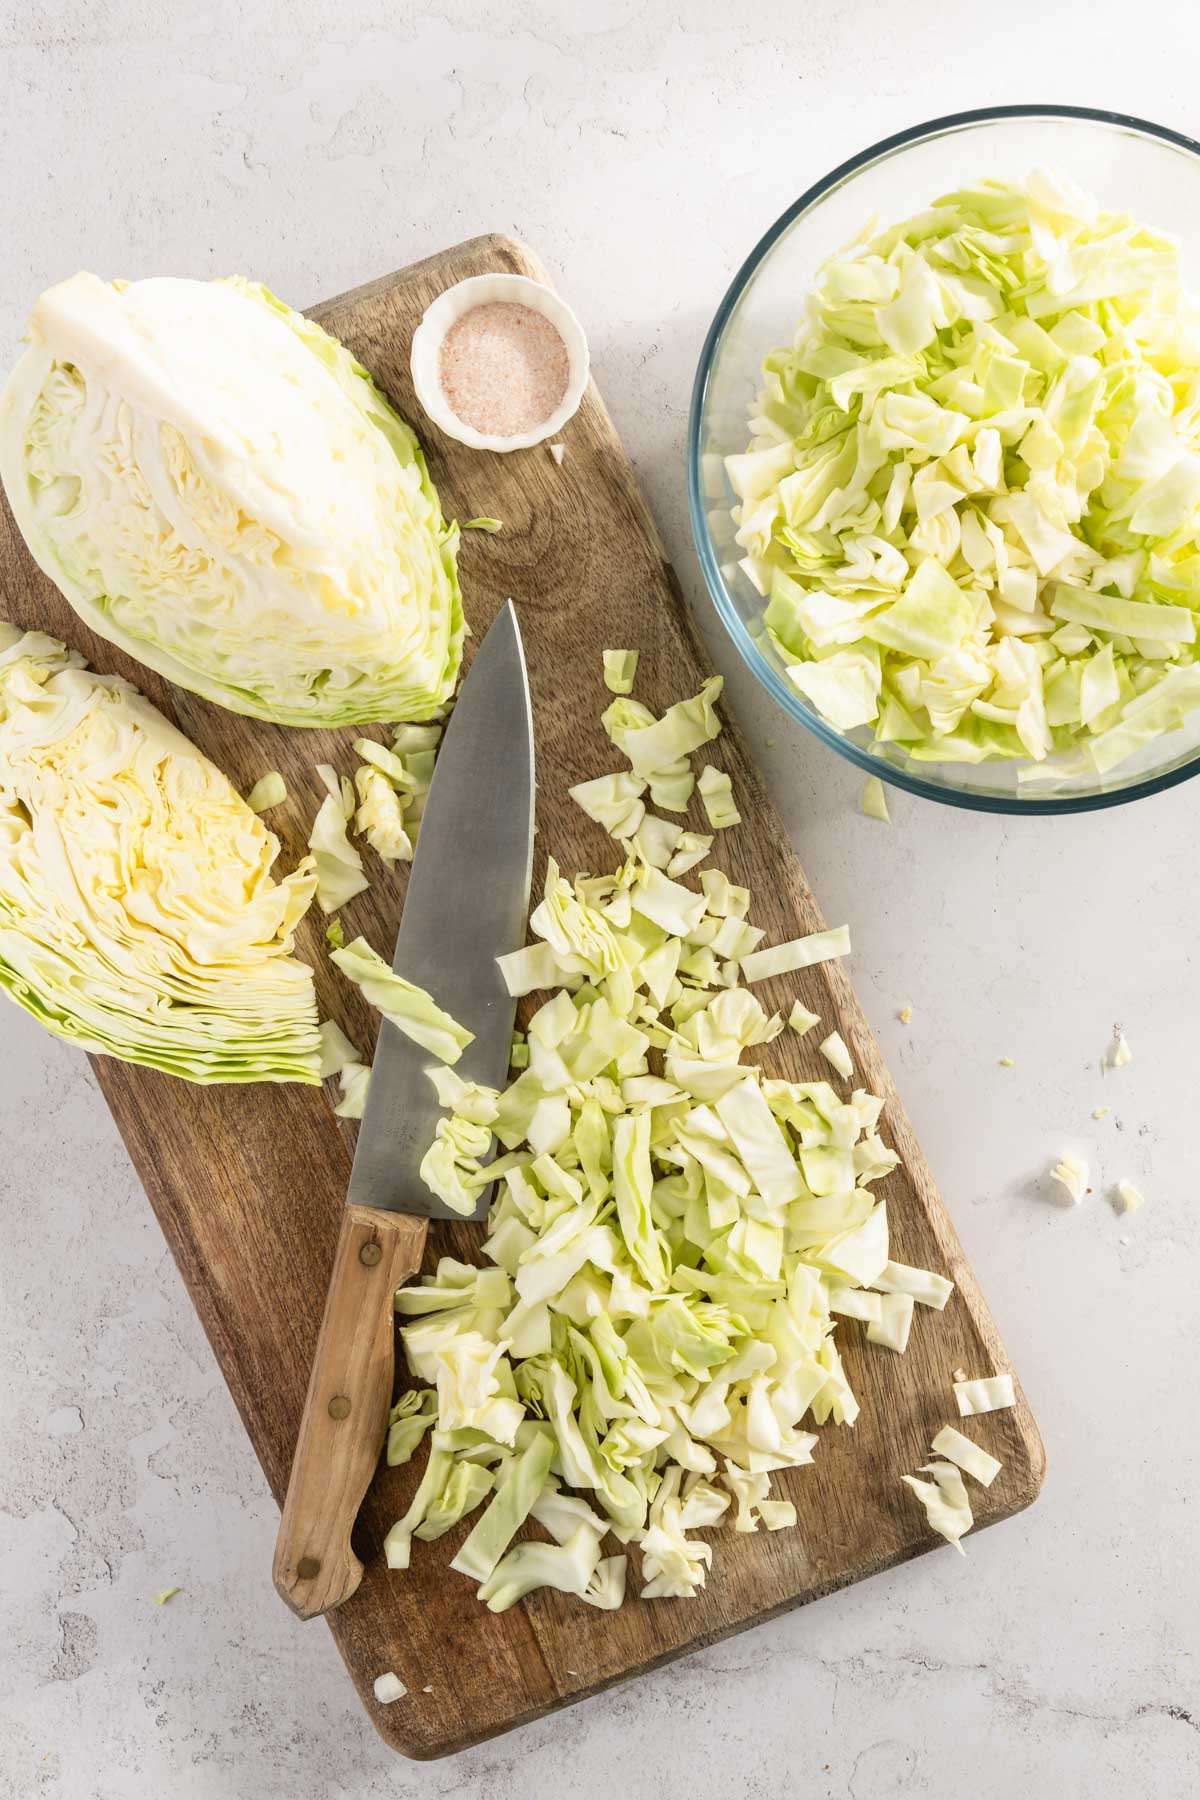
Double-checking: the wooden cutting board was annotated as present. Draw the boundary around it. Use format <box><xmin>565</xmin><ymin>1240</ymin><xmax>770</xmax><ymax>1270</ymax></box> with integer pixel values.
<box><xmin>0</xmin><ymin>235</ymin><xmax>1044</xmax><ymax>1759</ymax></box>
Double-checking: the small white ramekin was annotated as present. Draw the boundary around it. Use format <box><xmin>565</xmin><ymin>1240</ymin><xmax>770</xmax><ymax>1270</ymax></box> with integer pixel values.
<box><xmin>410</xmin><ymin>272</ymin><xmax>589</xmax><ymax>453</ymax></box>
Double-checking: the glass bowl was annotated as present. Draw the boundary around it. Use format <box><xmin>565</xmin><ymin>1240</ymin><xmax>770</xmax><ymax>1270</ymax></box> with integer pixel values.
<box><xmin>688</xmin><ymin>105</ymin><xmax>1200</xmax><ymax>814</ymax></box>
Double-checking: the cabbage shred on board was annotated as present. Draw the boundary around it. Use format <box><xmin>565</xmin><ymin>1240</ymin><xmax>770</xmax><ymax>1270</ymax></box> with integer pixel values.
<box><xmin>376</xmin><ymin>666</ymin><xmax>957</xmax><ymax>1611</ymax></box>
<box><xmin>728</xmin><ymin>171</ymin><xmax>1200</xmax><ymax>775</ymax></box>
<box><xmin>0</xmin><ymin>274</ymin><xmax>463</xmax><ymax>727</ymax></box>
<box><xmin>0</xmin><ymin>626</ymin><xmax>321</xmax><ymax>1082</ymax></box>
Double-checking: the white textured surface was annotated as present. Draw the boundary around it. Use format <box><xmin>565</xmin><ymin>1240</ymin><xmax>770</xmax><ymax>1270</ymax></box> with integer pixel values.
<box><xmin>2</xmin><ymin>1</ymin><xmax>1198</xmax><ymax>1793</ymax></box>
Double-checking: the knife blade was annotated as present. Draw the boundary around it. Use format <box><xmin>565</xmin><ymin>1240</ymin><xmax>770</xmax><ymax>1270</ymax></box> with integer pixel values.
<box><xmin>273</xmin><ymin>602</ymin><xmax>535</xmax><ymax>1620</ymax></box>
<box><xmin>349</xmin><ymin>599</ymin><xmax>534</xmax><ymax>1221</ymax></box>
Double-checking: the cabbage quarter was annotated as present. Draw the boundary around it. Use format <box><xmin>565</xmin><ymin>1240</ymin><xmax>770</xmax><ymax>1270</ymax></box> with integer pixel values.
<box><xmin>0</xmin><ymin>625</ymin><xmax>321</xmax><ymax>1083</ymax></box>
<box><xmin>0</xmin><ymin>275</ymin><xmax>463</xmax><ymax>728</ymax></box>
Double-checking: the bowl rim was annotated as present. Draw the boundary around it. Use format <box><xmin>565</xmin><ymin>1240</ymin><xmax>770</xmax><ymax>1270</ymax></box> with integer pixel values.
<box><xmin>687</xmin><ymin>103</ymin><xmax>1200</xmax><ymax>816</ymax></box>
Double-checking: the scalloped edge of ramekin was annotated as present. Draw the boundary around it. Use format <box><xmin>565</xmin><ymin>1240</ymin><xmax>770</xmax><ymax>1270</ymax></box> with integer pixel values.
<box><xmin>410</xmin><ymin>273</ymin><xmax>589</xmax><ymax>453</ymax></box>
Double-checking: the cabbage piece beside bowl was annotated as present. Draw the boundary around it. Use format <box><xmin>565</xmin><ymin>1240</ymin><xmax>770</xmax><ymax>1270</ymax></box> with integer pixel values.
<box><xmin>688</xmin><ymin>106</ymin><xmax>1200</xmax><ymax>813</ymax></box>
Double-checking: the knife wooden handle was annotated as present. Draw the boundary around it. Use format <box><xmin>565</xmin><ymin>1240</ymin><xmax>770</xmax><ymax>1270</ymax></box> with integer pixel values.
<box><xmin>273</xmin><ymin>1203</ymin><xmax>428</xmax><ymax>1620</ymax></box>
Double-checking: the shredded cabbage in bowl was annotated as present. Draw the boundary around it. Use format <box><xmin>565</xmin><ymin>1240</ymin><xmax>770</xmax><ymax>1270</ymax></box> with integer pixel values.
<box><xmin>729</xmin><ymin>170</ymin><xmax>1200</xmax><ymax>778</ymax></box>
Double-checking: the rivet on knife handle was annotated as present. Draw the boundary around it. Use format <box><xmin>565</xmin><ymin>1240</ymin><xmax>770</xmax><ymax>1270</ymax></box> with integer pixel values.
<box><xmin>272</xmin><ymin>1205</ymin><xmax>428</xmax><ymax>1619</ymax></box>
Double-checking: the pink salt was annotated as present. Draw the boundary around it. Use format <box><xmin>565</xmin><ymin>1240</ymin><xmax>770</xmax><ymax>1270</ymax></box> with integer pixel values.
<box><xmin>439</xmin><ymin>302</ymin><xmax>569</xmax><ymax>437</ymax></box>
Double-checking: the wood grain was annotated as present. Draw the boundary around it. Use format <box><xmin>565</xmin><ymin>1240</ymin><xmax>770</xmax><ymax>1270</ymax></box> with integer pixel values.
<box><xmin>273</xmin><ymin>1205</ymin><xmax>428</xmax><ymax>1621</ymax></box>
<box><xmin>0</xmin><ymin>235</ymin><xmax>1045</xmax><ymax>1759</ymax></box>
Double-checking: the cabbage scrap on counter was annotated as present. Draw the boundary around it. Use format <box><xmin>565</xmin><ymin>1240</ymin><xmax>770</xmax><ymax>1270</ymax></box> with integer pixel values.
<box><xmin>0</xmin><ymin>274</ymin><xmax>463</xmax><ymax>728</ymax></box>
<box><xmin>379</xmin><ymin>667</ymin><xmax>957</xmax><ymax>1611</ymax></box>
<box><xmin>0</xmin><ymin>626</ymin><xmax>321</xmax><ymax>1082</ymax></box>
<box><xmin>729</xmin><ymin>171</ymin><xmax>1200</xmax><ymax>777</ymax></box>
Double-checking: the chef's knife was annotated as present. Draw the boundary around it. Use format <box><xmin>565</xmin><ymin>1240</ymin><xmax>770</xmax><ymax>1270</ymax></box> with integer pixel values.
<box><xmin>273</xmin><ymin>602</ymin><xmax>534</xmax><ymax>1620</ymax></box>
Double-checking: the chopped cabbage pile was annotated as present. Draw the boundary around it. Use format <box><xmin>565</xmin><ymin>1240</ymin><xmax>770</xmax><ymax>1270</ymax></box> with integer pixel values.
<box><xmin>380</xmin><ymin>662</ymin><xmax>956</xmax><ymax>1610</ymax></box>
<box><xmin>729</xmin><ymin>171</ymin><xmax>1200</xmax><ymax>777</ymax></box>
<box><xmin>0</xmin><ymin>626</ymin><xmax>320</xmax><ymax>1082</ymax></box>
<box><xmin>0</xmin><ymin>274</ymin><xmax>463</xmax><ymax>727</ymax></box>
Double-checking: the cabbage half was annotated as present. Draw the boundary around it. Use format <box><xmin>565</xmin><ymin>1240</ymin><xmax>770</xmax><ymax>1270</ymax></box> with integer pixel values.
<box><xmin>0</xmin><ymin>625</ymin><xmax>321</xmax><ymax>1082</ymax></box>
<box><xmin>730</xmin><ymin>172</ymin><xmax>1200</xmax><ymax>775</ymax></box>
<box><xmin>0</xmin><ymin>275</ymin><xmax>463</xmax><ymax>727</ymax></box>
